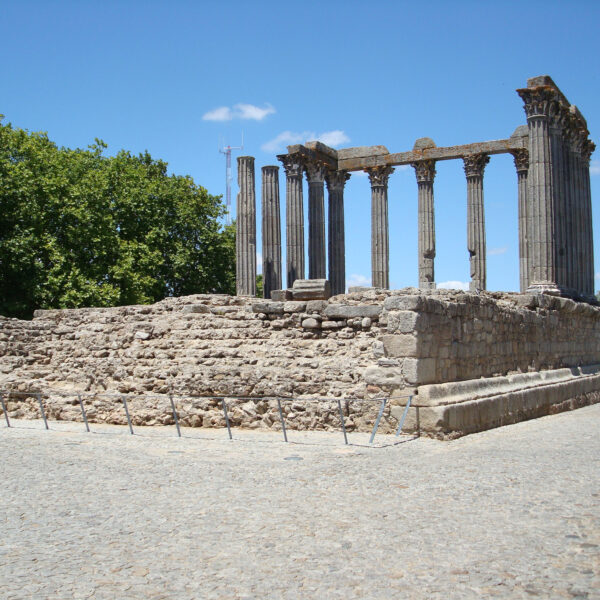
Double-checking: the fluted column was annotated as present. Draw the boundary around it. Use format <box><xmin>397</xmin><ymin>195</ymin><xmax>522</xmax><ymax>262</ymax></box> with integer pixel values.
<box><xmin>236</xmin><ymin>156</ymin><xmax>256</xmax><ymax>296</ymax></box>
<box><xmin>581</xmin><ymin>140</ymin><xmax>596</xmax><ymax>296</ymax></box>
<box><xmin>367</xmin><ymin>166</ymin><xmax>394</xmax><ymax>289</ymax></box>
<box><xmin>261</xmin><ymin>166</ymin><xmax>281</xmax><ymax>299</ymax></box>
<box><xmin>517</xmin><ymin>85</ymin><xmax>561</xmax><ymax>294</ymax></box>
<box><xmin>463</xmin><ymin>154</ymin><xmax>489</xmax><ymax>292</ymax></box>
<box><xmin>512</xmin><ymin>149</ymin><xmax>530</xmax><ymax>292</ymax></box>
<box><xmin>304</xmin><ymin>160</ymin><xmax>327</xmax><ymax>279</ymax></box>
<box><xmin>565</xmin><ymin>115</ymin><xmax>585</xmax><ymax>294</ymax></box>
<box><xmin>325</xmin><ymin>170</ymin><xmax>350</xmax><ymax>295</ymax></box>
<box><xmin>278</xmin><ymin>153</ymin><xmax>305</xmax><ymax>287</ymax></box>
<box><xmin>411</xmin><ymin>160</ymin><xmax>436</xmax><ymax>289</ymax></box>
<box><xmin>549</xmin><ymin>105</ymin><xmax>569</xmax><ymax>290</ymax></box>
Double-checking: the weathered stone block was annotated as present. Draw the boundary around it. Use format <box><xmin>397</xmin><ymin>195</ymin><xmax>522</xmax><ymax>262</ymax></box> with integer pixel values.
<box><xmin>270</xmin><ymin>289</ymin><xmax>292</xmax><ymax>301</ymax></box>
<box><xmin>382</xmin><ymin>334</ymin><xmax>419</xmax><ymax>357</ymax></box>
<box><xmin>301</xmin><ymin>318</ymin><xmax>321</xmax><ymax>329</ymax></box>
<box><xmin>402</xmin><ymin>358</ymin><xmax>437</xmax><ymax>385</ymax></box>
<box><xmin>251</xmin><ymin>302</ymin><xmax>284</xmax><ymax>314</ymax></box>
<box><xmin>291</xmin><ymin>279</ymin><xmax>331</xmax><ymax>300</ymax></box>
<box><xmin>306</xmin><ymin>300</ymin><xmax>328</xmax><ymax>313</ymax></box>
<box><xmin>182</xmin><ymin>304</ymin><xmax>210</xmax><ymax>314</ymax></box>
<box><xmin>283</xmin><ymin>301</ymin><xmax>307</xmax><ymax>313</ymax></box>
<box><xmin>363</xmin><ymin>365</ymin><xmax>404</xmax><ymax>387</ymax></box>
<box><xmin>324</xmin><ymin>304</ymin><xmax>381</xmax><ymax>319</ymax></box>
<box><xmin>386</xmin><ymin>311</ymin><xmax>429</xmax><ymax>333</ymax></box>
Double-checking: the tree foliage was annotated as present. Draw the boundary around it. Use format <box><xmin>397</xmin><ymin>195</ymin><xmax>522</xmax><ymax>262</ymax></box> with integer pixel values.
<box><xmin>0</xmin><ymin>118</ymin><xmax>235</xmax><ymax>319</ymax></box>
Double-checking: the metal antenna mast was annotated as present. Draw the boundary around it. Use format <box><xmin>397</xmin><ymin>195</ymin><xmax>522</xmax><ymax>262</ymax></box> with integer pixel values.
<box><xmin>219</xmin><ymin>134</ymin><xmax>243</xmax><ymax>225</ymax></box>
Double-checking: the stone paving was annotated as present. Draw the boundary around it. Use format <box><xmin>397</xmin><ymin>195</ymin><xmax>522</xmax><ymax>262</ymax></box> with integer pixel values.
<box><xmin>1</xmin><ymin>406</ymin><xmax>599</xmax><ymax>599</ymax></box>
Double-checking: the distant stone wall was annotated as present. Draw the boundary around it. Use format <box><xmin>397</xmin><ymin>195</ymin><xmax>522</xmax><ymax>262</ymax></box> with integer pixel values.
<box><xmin>2</xmin><ymin>288</ymin><xmax>600</xmax><ymax>437</ymax></box>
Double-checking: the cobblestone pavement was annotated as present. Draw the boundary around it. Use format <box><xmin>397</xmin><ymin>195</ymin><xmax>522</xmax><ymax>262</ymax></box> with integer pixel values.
<box><xmin>1</xmin><ymin>406</ymin><xmax>599</xmax><ymax>600</ymax></box>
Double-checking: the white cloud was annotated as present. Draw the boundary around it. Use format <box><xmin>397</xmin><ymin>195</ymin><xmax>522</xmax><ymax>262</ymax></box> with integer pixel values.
<box><xmin>234</xmin><ymin>103</ymin><xmax>275</xmax><ymax>121</ymax></box>
<box><xmin>202</xmin><ymin>103</ymin><xmax>275</xmax><ymax>122</ymax></box>
<box><xmin>346</xmin><ymin>273</ymin><xmax>371</xmax><ymax>290</ymax></box>
<box><xmin>590</xmin><ymin>160</ymin><xmax>600</xmax><ymax>176</ymax></box>
<box><xmin>317</xmin><ymin>130</ymin><xmax>350</xmax><ymax>147</ymax></box>
<box><xmin>261</xmin><ymin>131</ymin><xmax>308</xmax><ymax>153</ymax></box>
<box><xmin>489</xmin><ymin>246</ymin><xmax>508</xmax><ymax>256</ymax></box>
<box><xmin>256</xmin><ymin>253</ymin><xmax>262</xmax><ymax>275</ymax></box>
<box><xmin>595</xmin><ymin>272</ymin><xmax>600</xmax><ymax>281</ymax></box>
<box><xmin>437</xmin><ymin>280</ymin><xmax>470</xmax><ymax>291</ymax></box>
<box><xmin>261</xmin><ymin>129</ymin><xmax>350</xmax><ymax>153</ymax></box>
<box><xmin>202</xmin><ymin>106</ymin><xmax>233</xmax><ymax>122</ymax></box>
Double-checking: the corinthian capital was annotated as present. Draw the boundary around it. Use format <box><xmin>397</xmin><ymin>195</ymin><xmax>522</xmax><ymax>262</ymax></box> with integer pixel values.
<box><xmin>304</xmin><ymin>159</ymin><xmax>327</xmax><ymax>183</ymax></box>
<box><xmin>325</xmin><ymin>169</ymin><xmax>350</xmax><ymax>192</ymax></box>
<box><xmin>511</xmin><ymin>149</ymin><xmax>529</xmax><ymax>173</ymax></box>
<box><xmin>517</xmin><ymin>87</ymin><xmax>561</xmax><ymax>119</ymax></box>
<box><xmin>366</xmin><ymin>165</ymin><xmax>394</xmax><ymax>187</ymax></box>
<box><xmin>277</xmin><ymin>153</ymin><xmax>304</xmax><ymax>178</ymax></box>
<box><xmin>462</xmin><ymin>153</ymin><xmax>490</xmax><ymax>178</ymax></box>
<box><xmin>582</xmin><ymin>140</ymin><xmax>596</xmax><ymax>165</ymax></box>
<box><xmin>411</xmin><ymin>160</ymin><xmax>436</xmax><ymax>184</ymax></box>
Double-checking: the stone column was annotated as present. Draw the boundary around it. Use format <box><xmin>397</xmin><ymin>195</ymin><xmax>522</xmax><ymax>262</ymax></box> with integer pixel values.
<box><xmin>325</xmin><ymin>170</ymin><xmax>350</xmax><ymax>296</ymax></box>
<box><xmin>463</xmin><ymin>153</ymin><xmax>489</xmax><ymax>292</ymax></box>
<box><xmin>411</xmin><ymin>160</ymin><xmax>436</xmax><ymax>289</ymax></box>
<box><xmin>367</xmin><ymin>166</ymin><xmax>394</xmax><ymax>289</ymax></box>
<box><xmin>549</xmin><ymin>104</ymin><xmax>569</xmax><ymax>291</ymax></box>
<box><xmin>236</xmin><ymin>156</ymin><xmax>256</xmax><ymax>296</ymax></box>
<box><xmin>278</xmin><ymin>153</ymin><xmax>305</xmax><ymax>288</ymax></box>
<box><xmin>517</xmin><ymin>84</ymin><xmax>561</xmax><ymax>294</ymax></box>
<box><xmin>563</xmin><ymin>117</ymin><xmax>576</xmax><ymax>292</ymax></box>
<box><xmin>304</xmin><ymin>160</ymin><xmax>327</xmax><ymax>279</ymax></box>
<box><xmin>512</xmin><ymin>149</ymin><xmax>530</xmax><ymax>292</ymax></box>
<box><xmin>565</xmin><ymin>116</ymin><xmax>584</xmax><ymax>295</ymax></box>
<box><xmin>582</xmin><ymin>140</ymin><xmax>596</xmax><ymax>296</ymax></box>
<box><xmin>261</xmin><ymin>166</ymin><xmax>282</xmax><ymax>299</ymax></box>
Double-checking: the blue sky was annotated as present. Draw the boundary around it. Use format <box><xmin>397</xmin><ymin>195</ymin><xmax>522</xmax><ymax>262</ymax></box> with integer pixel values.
<box><xmin>2</xmin><ymin>0</ymin><xmax>599</xmax><ymax>293</ymax></box>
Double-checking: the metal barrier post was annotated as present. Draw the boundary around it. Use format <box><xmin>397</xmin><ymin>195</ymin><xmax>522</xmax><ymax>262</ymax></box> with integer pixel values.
<box><xmin>277</xmin><ymin>399</ymin><xmax>288</xmax><ymax>442</ymax></box>
<box><xmin>169</xmin><ymin>394</ymin><xmax>181</xmax><ymax>438</ymax></box>
<box><xmin>0</xmin><ymin>392</ymin><xmax>10</xmax><ymax>427</ymax></box>
<box><xmin>395</xmin><ymin>395</ymin><xmax>412</xmax><ymax>437</ymax></box>
<box><xmin>77</xmin><ymin>393</ymin><xmax>90</xmax><ymax>433</ymax></box>
<box><xmin>36</xmin><ymin>393</ymin><xmax>49</xmax><ymax>430</ymax></box>
<box><xmin>222</xmin><ymin>399</ymin><xmax>232</xmax><ymax>440</ymax></box>
<box><xmin>369</xmin><ymin>398</ymin><xmax>387</xmax><ymax>444</ymax></box>
<box><xmin>337</xmin><ymin>399</ymin><xmax>348</xmax><ymax>445</ymax></box>
<box><xmin>121</xmin><ymin>395</ymin><xmax>134</xmax><ymax>435</ymax></box>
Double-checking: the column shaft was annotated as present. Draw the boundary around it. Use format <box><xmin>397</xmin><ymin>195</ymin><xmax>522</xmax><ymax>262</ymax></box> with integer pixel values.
<box><xmin>278</xmin><ymin>154</ymin><xmax>305</xmax><ymax>287</ymax></box>
<box><xmin>412</xmin><ymin>161</ymin><xmax>436</xmax><ymax>289</ymax></box>
<box><xmin>325</xmin><ymin>170</ymin><xmax>350</xmax><ymax>295</ymax></box>
<box><xmin>368</xmin><ymin>166</ymin><xmax>394</xmax><ymax>289</ymax></box>
<box><xmin>261</xmin><ymin>166</ymin><xmax>282</xmax><ymax>298</ymax></box>
<box><xmin>463</xmin><ymin>154</ymin><xmax>489</xmax><ymax>291</ymax></box>
<box><xmin>512</xmin><ymin>150</ymin><xmax>530</xmax><ymax>292</ymax></box>
<box><xmin>236</xmin><ymin>156</ymin><xmax>256</xmax><ymax>296</ymax></box>
<box><xmin>550</xmin><ymin>119</ymin><xmax>568</xmax><ymax>290</ymax></box>
<box><xmin>518</xmin><ymin>85</ymin><xmax>562</xmax><ymax>293</ymax></box>
<box><xmin>305</xmin><ymin>161</ymin><xmax>327</xmax><ymax>279</ymax></box>
<box><xmin>582</xmin><ymin>140</ymin><xmax>596</xmax><ymax>296</ymax></box>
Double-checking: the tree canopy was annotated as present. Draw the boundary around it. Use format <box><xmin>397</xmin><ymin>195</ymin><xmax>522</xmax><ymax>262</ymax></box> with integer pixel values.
<box><xmin>0</xmin><ymin>118</ymin><xmax>235</xmax><ymax>319</ymax></box>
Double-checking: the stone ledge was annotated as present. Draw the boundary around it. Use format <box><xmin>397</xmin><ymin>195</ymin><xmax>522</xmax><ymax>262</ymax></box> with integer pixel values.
<box><xmin>391</xmin><ymin>365</ymin><xmax>600</xmax><ymax>438</ymax></box>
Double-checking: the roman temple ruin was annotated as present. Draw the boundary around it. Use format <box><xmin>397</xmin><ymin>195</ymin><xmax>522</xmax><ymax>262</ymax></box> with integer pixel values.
<box><xmin>1</xmin><ymin>75</ymin><xmax>598</xmax><ymax>438</ymax></box>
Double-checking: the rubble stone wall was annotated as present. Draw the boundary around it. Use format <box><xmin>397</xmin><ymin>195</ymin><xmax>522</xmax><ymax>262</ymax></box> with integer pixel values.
<box><xmin>1</xmin><ymin>288</ymin><xmax>600</xmax><ymax>436</ymax></box>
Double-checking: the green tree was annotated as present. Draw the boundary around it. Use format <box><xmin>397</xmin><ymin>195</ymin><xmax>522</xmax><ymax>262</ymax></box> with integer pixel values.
<box><xmin>0</xmin><ymin>119</ymin><xmax>235</xmax><ymax>318</ymax></box>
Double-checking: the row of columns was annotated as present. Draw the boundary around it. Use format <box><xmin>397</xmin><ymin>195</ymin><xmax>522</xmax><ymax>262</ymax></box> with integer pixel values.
<box><xmin>237</xmin><ymin>129</ymin><xmax>592</xmax><ymax>299</ymax></box>
<box><xmin>518</xmin><ymin>83</ymin><xmax>595</xmax><ymax>297</ymax></box>
<box><xmin>237</xmin><ymin>152</ymin><xmax>526</xmax><ymax>297</ymax></box>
